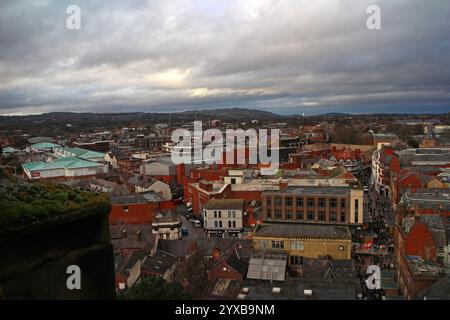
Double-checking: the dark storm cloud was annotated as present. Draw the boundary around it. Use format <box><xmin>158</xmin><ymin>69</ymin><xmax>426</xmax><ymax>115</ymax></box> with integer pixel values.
<box><xmin>0</xmin><ymin>0</ymin><xmax>449</xmax><ymax>115</ymax></box>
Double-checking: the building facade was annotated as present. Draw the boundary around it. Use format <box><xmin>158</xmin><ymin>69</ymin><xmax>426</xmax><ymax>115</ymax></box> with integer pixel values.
<box><xmin>261</xmin><ymin>186</ymin><xmax>364</xmax><ymax>226</ymax></box>
<box><xmin>252</xmin><ymin>223</ymin><xmax>352</xmax><ymax>264</ymax></box>
<box><xmin>203</xmin><ymin>199</ymin><xmax>245</xmax><ymax>238</ymax></box>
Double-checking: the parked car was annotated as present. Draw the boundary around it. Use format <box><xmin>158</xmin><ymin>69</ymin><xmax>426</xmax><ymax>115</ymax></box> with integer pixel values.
<box><xmin>187</xmin><ymin>207</ymin><xmax>193</xmax><ymax>213</ymax></box>
<box><xmin>192</xmin><ymin>220</ymin><xmax>202</xmax><ymax>228</ymax></box>
<box><xmin>181</xmin><ymin>227</ymin><xmax>189</xmax><ymax>236</ymax></box>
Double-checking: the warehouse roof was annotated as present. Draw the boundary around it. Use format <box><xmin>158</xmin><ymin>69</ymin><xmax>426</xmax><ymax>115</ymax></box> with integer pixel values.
<box><xmin>30</xmin><ymin>142</ymin><xmax>60</xmax><ymax>150</ymax></box>
<box><xmin>22</xmin><ymin>157</ymin><xmax>103</xmax><ymax>171</ymax></box>
<box><xmin>55</xmin><ymin>147</ymin><xmax>105</xmax><ymax>160</ymax></box>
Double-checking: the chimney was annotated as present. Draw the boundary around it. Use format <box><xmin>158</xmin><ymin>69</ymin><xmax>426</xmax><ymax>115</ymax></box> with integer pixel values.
<box><xmin>212</xmin><ymin>248</ymin><xmax>221</xmax><ymax>261</ymax></box>
<box><xmin>122</xmin><ymin>229</ymin><xmax>127</xmax><ymax>238</ymax></box>
<box><xmin>200</xmin><ymin>181</ymin><xmax>213</xmax><ymax>192</ymax></box>
<box><xmin>279</xmin><ymin>181</ymin><xmax>288</xmax><ymax>191</ymax></box>
<box><xmin>136</xmin><ymin>229</ymin><xmax>142</xmax><ymax>241</ymax></box>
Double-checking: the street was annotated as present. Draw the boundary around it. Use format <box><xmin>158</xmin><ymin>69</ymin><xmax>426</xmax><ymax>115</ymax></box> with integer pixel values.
<box><xmin>176</xmin><ymin>204</ymin><xmax>206</xmax><ymax>240</ymax></box>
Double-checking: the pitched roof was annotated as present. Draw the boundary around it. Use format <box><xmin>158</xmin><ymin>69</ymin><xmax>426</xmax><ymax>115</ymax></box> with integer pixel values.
<box><xmin>254</xmin><ymin>223</ymin><xmax>352</xmax><ymax>240</ymax></box>
<box><xmin>22</xmin><ymin>157</ymin><xmax>103</xmax><ymax>171</ymax></box>
<box><xmin>30</xmin><ymin>142</ymin><xmax>60</xmax><ymax>149</ymax></box>
<box><xmin>417</xmin><ymin>275</ymin><xmax>450</xmax><ymax>300</ymax></box>
<box><xmin>204</xmin><ymin>199</ymin><xmax>244</xmax><ymax>210</ymax></box>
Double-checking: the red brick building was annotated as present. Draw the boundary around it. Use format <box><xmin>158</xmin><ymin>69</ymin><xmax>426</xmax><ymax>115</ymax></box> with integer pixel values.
<box><xmin>395</xmin><ymin>213</ymin><xmax>448</xmax><ymax>299</ymax></box>
<box><xmin>110</xmin><ymin>193</ymin><xmax>162</xmax><ymax>225</ymax></box>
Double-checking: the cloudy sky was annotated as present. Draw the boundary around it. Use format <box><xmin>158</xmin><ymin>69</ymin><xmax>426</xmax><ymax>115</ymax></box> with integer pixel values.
<box><xmin>1</xmin><ymin>0</ymin><xmax>449</xmax><ymax>115</ymax></box>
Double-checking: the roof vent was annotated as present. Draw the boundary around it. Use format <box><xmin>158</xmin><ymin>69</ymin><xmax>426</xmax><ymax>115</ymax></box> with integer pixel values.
<box><xmin>272</xmin><ymin>287</ymin><xmax>281</xmax><ymax>294</ymax></box>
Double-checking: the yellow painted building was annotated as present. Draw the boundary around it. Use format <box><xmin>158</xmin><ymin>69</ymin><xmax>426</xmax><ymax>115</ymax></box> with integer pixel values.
<box><xmin>253</xmin><ymin>223</ymin><xmax>352</xmax><ymax>263</ymax></box>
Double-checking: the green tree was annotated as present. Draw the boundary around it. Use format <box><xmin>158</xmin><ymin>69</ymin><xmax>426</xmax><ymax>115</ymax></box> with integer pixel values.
<box><xmin>119</xmin><ymin>277</ymin><xmax>192</xmax><ymax>300</ymax></box>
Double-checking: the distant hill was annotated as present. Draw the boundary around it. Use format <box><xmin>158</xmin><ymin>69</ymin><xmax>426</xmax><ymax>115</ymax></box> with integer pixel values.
<box><xmin>0</xmin><ymin>108</ymin><xmax>283</xmax><ymax>131</ymax></box>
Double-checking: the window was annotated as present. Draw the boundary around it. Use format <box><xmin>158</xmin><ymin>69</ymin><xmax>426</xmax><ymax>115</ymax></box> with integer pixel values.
<box><xmin>218</xmin><ymin>211</ymin><xmax>222</xmax><ymax>218</ymax></box>
<box><xmin>296</xmin><ymin>210</ymin><xmax>303</xmax><ymax>220</ymax></box>
<box><xmin>307</xmin><ymin>211</ymin><xmax>315</xmax><ymax>221</ymax></box>
<box><xmin>219</xmin><ymin>221</ymin><xmax>223</xmax><ymax>228</ymax></box>
<box><xmin>285</xmin><ymin>210</ymin><xmax>292</xmax><ymax>220</ymax></box>
<box><xmin>296</xmin><ymin>197</ymin><xmax>304</xmax><ymax>207</ymax></box>
<box><xmin>341</xmin><ymin>199</ymin><xmax>346</xmax><ymax>209</ymax></box>
<box><xmin>307</xmin><ymin>198</ymin><xmax>315</xmax><ymax>208</ymax></box>
<box><xmin>232</xmin><ymin>221</ymin><xmax>236</xmax><ymax>228</ymax></box>
<box><xmin>232</xmin><ymin>211</ymin><xmax>236</xmax><ymax>218</ymax></box>
<box><xmin>228</xmin><ymin>211</ymin><xmax>231</xmax><ymax>218</ymax></box>
<box><xmin>291</xmin><ymin>240</ymin><xmax>304</xmax><ymax>251</ymax></box>
<box><xmin>271</xmin><ymin>240</ymin><xmax>285</xmax><ymax>249</ymax></box>
<box><xmin>319</xmin><ymin>212</ymin><xmax>326</xmax><ymax>221</ymax></box>
<box><xmin>354</xmin><ymin>200</ymin><xmax>359</xmax><ymax>223</ymax></box>
<box><xmin>214</xmin><ymin>221</ymin><xmax>218</xmax><ymax>228</ymax></box>
<box><xmin>286</xmin><ymin>197</ymin><xmax>293</xmax><ymax>207</ymax></box>
<box><xmin>275</xmin><ymin>210</ymin><xmax>282</xmax><ymax>220</ymax></box>
<box><xmin>341</xmin><ymin>212</ymin><xmax>346</xmax><ymax>222</ymax></box>
<box><xmin>330</xmin><ymin>198</ymin><xmax>337</xmax><ymax>209</ymax></box>
<box><xmin>228</xmin><ymin>221</ymin><xmax>232</xmax><ymax>228</ymax></box>
<box><xmin>275</xmin><ymin>196</ymin><xmax>282</xmax><ymax>206</ymax></box>
<box><xmin>290</xmin><ymin>256</ymin><xmax>303</xmax><ymax>265</ymax></box>
<box><xmin>319</xmin><ymin>198</ymin><xmax>326</xmax><ymax>208</ymax></box>
<box><xmin>330</xmin><ymin>212</ymin><xmax>337</xmax><ymax>222</ymax></box>
<box><xmin>260</xmin><ymin>240</ymin><xmax>269</xmax><ymax>249</ymax></box>
<box><xmin>204</xmin><ymin>210</ymin><xmax>207</xmax><ymax>217</ymax></box>
<box><xmin>214</xmin><ymin>211</ymin><xmax>217</xmax><ymax>218</ymax></box>
<box><xmin>267</xmin><ymin>197</ymin><xmax>272</xmax><ymax>206</ymax></box>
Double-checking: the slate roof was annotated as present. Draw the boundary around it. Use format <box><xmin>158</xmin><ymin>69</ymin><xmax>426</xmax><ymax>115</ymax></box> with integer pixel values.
<box><xmin>416</xmin><ymin>275</ymin><xmax>450</xmax><ymax>300</ymax></box>
<box><xmin>111</xmin><ymin>192</ymin><xmax>162</xmax><ymax>205</ymax></box>
<box><xmin>204</xmin><ymin>199</ymin><xmax>244</xmax><ymax>210</ymax></box>
<box><xmin>254</xmin><ymin>223</ymin><xmax>351</xmax><ymax>240</ymax></box>
<box><xmin>141</xmin><ymin>250</ymin><xmax>177</xmax><ymax>275</ymax></box>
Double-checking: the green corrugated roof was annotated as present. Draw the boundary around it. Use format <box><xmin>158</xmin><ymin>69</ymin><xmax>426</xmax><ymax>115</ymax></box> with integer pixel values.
<box><xmin>23</xmin><ymin>157</ymin><xmax>103</xmax><ymax>171</ymax></box>
<box><xmin>2</xmin><ymin>147</ymin><xmax>19</xmax><ymax>153</ymax></box>
<box><xmin>56</xmin><ymin>147</ymin><xmax>104</xmax><ymax>160</ymax></box>
<box><xmin>31</xmin><ymin>142</ymin><xmax>60</xmax><ymax>149</ymax></box>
